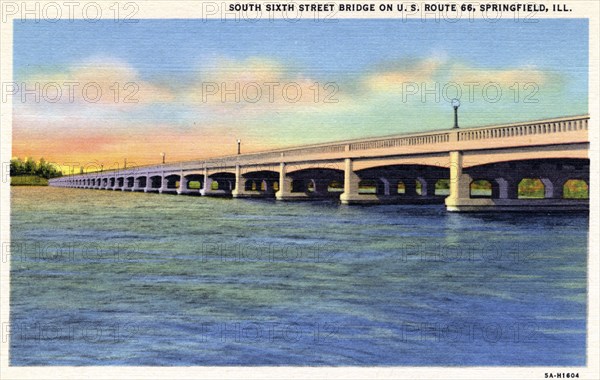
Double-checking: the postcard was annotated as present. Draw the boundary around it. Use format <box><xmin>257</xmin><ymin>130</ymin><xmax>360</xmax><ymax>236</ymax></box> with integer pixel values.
<box><xmin>1</xmin><ymin>1</ymin><xmax>598</xmax><ymax>379</ymax></box>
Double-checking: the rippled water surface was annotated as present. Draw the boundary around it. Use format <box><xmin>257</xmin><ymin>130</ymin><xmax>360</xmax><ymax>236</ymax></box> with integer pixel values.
<box><xmin>10</xmin><ymin>187</ymin><xmax>587</xmax><ymax>366</ymax></box>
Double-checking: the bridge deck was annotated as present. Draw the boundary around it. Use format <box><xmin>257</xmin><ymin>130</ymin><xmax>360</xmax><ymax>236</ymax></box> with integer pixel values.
<box><xmin>49</xmin><ymin>115</ymin><xmax>590</xmax><ymax>212</ymax></box>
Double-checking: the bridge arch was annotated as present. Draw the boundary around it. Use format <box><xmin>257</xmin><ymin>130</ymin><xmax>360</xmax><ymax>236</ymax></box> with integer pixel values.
<box><xmin>161</xmin><ymin>174</ymin><xmax>181</xmax><ymax>192</ymax></box>
<box><xmin>518</xmin><ymin>178</ymin><xmax>546</xmax><ymax>199</ymax></box>
<box><xmin>285</xmin><ymin>168</ymin><xmax>344</xmax><ymax>197</ymax></box>
<box><xmin>183</xmin><ymin>173</ymin><xmax>204</xmax><ymax>191</ymax></box>
<box><xmin>465</xmin><ymin>158</ymin><xmax>589</xmax><ymax>200</ymax></box>
<box><xmin>135</xmin><ymin>176</ymin><xmax>147</xmax><ymax>189</ymax></box>
<box><xmin>208</xmin><ymin>172</ymin><xmax>235</xmax><ymax>192</ymax></box>
<box><xmin>242</xmin><ymin>170</ymin><xmax>279</xmax><ymax>194</ymax></box>
<box><xmin>148</xmin><ymin>175</ymin><xmax>162</xmax><ymax>190</ymax></box>
<box><xmin>355</xmin><ymin>165</ymin><xmax>449</xmax><ymax>198</ymax></box>
<box><xmin>125</xmin><ymin>176</ymin><xmax>135</xmax><ymax>188</ymax></box>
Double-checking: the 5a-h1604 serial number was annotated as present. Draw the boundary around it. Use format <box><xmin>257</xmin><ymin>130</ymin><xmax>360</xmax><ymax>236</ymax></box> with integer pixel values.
<box><xmin>545</xmin><ymin>373</ymin><xmax>579</xmax><ymax>379</ymax></box>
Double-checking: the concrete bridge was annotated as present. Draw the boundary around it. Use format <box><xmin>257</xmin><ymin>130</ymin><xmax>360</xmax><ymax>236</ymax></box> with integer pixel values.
<box><xmin>49</xmin><ymin>115</ymin><xmax>590</xmax><ymax>212</ymax></box>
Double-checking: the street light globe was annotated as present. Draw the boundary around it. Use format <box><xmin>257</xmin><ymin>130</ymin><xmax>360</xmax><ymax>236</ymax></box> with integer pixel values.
<box><xmin>451</xmin><ymin>98</ymin><xmax>461</xmax><ymax>109</ymax></box>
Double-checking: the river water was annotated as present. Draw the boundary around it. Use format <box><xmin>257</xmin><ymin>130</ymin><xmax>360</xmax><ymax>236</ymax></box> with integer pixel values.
<box><xmin>9</xmin><ymin>187</ymin><xmax>587</xmax><ymax>366</ymax></box>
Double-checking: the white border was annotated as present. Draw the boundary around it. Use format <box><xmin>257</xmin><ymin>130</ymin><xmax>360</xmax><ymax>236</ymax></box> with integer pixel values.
<box><xmin>1</xmin><ymin>1</ymin><xmax>598</xmax><ymax>379</ymax></box>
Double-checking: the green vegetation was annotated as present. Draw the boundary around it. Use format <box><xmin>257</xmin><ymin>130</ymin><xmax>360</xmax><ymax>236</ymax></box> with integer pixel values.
<box><xmin>328</xmin><ymin>180</ymin><xmax>343</xmax><ymax>192</ymax></box>
<box><xmin>11</xmin><ymin>157</ymin><xmax>62</xmax><ymax>178</ymax></box>
<box><xmin>434</xmin><ymin>179</ymin><xmax>450</xmax><ymax>196</ymax></box>
<box><xmin>470</xmin><ymin>180</ymin><xmax>492</xmax><ymax>197</ymax></box>
<box><xmin>397</xmin><ymin>182</ymin><xmax>405</xmax><ymax>194</ymax></box>
<box><xmin>469</xmin><ymin>180</ymin><xmax>491</xmax><ymax>190</ymax></box>
<box><xmin>188</xmin><ymin>181</ymin><xmax>201</xmax><ymax>189</ymax></box>
<box><xmin>518</xmin><ymin>178</ymin><xmax>545</xmax><ymax>199</ymax></box>
<box><xmin>436</xmin><ymin>179</ymin><xmax>450</xmax><ymax>190</ymax></box>
<box><xmin>563</xmin><ymin>179</ymin><xmax>589</xmax><ymax>199</ymax></box>
<box><xmin>358</xmin><ymin>180</ymin><xmax>377</xmax><ymax>194</ymax></box>
<box><xmin>10</xmin><ymin>157</ymin><xmax>62</xmax><ymax>186</ymax></box>
<box><xmin>11</xmin><ymin>175</ymin><xmax>49</xmax><ymax>186</ymax></box>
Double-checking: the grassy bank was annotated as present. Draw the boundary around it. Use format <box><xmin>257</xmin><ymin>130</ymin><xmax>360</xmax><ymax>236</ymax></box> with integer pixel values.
<box><xmin>11</xmin><ymin>175</ymin><xmax>49</xmax><ymax>186</ymax></box>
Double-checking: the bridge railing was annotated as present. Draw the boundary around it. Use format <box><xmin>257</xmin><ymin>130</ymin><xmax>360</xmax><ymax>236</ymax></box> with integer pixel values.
<box><xmin>55</xmin><ymin>114</ymin><xmax>589</xmax><ymax>180</ymax></box>
<box><xmin>348</xmin><ymin>132</ymin><xmax>450</xmax><ymax>151</ymax></box>
<box><xmin>457</xmin><ymin>116</ymin><xmax>588</xmax><ymax>141</ymax></box>
<box><xmin>282</xmin><ymin>144</ymin><xmax>347</xmax><ymax>157</ymax></box>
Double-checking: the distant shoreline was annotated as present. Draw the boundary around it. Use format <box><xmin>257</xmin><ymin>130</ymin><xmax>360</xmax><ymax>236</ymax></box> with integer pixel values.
<box><xmin>10</xmin><ymin>176</ymin><xmax>49</xmax><ymax>186</ymax></box>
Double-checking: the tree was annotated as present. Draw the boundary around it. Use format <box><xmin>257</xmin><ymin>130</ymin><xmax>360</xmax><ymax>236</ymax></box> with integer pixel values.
<box><xmin>10</xmin><ymin>158</ymin><xmax>24</xmax><ymax>176</ymax></box>
<box><xmin>36</xmin><ymin>157</ymin><xmax>47</xmax><ymax>178</ymax></box>
<box><xmin>10</xmin><ymin>157</ymin><xmax>63</xmax><ymax>179</ymax></box>
<box><xmin>24</xmin><ymin>157</ymin><xmax>36</xmax><ymax>174</ymax></box>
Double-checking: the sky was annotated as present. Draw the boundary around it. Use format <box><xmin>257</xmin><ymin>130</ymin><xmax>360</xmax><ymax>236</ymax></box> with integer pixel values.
<box><xmin>12</xmin><ymin>18</ymin><xmax>588</xmax><ymax>170</ymax></box>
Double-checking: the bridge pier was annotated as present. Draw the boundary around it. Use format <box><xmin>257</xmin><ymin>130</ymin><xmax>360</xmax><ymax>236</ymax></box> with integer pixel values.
<box><xmin>177</xmin><ymin>174</ymin><xmax>191</xmax><ymax>195</ymax></box>
<box><xmin>159</xmin><ymin>176</ymin><xmax>168</xmax><ymax>194</ymax></box>
<box><xmin>312</xmin><ymin>179</ymin><xmax>332</xmax><ymax>196</ymax></box>
<box><xmin>122</xmin><ymin>177</ymin><xmax>132</xmax><ymax>191</ymax></box>
<box><xmin>113</xmin><ymin>178</ymin><xmax>123</xmax><ymax>191</ymax></box>
<box><xmin>264</xmin><ymin>180</ymin><xmax>276</xmax><ymax>196</ymax></box>
<box><xmin>275</xmin><ymin>163</ymin><xmax>310</xmax><ymax>200</ymax></box>
<box><xmin>200</xmin><ymin>169</ymin><xmax>232</xmax><ymax>196</ymax></box>
<box><xmin>445</xmin><ymin>151</ymin><xmax>488</xmax><ymax>211</ymax></box>
<box><xmin>340</xmin><ymin>158</ymin><xmax>378</xmax><ymax>204</ymax></box>
<box><xmin>542</xmin><ymin>176</ymin><xmax>570</xmax><ymax>199</ymax></box>
<box><xmin>144</xmin><ymin>174</ymin><xmax>157</xmax><ymax>193</ymax></box>
<box><xmin>199</xmin><ymin>169</ymin><xmax>212</xmax><ymax>196</ymax></box>
<box><xmin>496</xmin><ymin>178</ymin><xmax>519</xmax><ymax>200</ymax></box>
<box><xmin>420</xmin><ymin>178</ymin><xmax>438</xmax><ymax>197</ymax></box>
<box><xmin>232</xmin><ymin>165</ymin><xmax>251</xmax><ymax>198</ymax></box>
<box><xmin>159</xmin><ymin>175</ymin><xmax>178</xmax><ymax>194</ymax></box>
<box><xmin>132</xmin><ymin>176</ymin><xmax>145</xmax><ymax>192</ymax></box>
<box><xmin>179</xmin><ymin>174</ymin><xmax>203</xmax><ymax>195</ymax></box>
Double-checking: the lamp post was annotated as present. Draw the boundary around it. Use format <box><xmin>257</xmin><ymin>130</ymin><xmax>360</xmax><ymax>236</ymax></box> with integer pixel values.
<box><xmin>237</xmin><ymin>139</ymin><xmax>241</xmax><ymax>155</ymax></box>
<box><xmin>451</xmin><ymin>98</ymin><xmax>460</xmax><ymax>129</ymax></box>
<box><xmin>160</xmin><ymin>152</ymin><xmax>165</xmax><ymax>164</ymax></box>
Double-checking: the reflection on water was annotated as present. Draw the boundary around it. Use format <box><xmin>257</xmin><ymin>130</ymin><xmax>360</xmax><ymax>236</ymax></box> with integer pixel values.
<box><xmin>10</xmin><ymin>187</ymin><xmax>587</xmax><ymax>366</ymax></box>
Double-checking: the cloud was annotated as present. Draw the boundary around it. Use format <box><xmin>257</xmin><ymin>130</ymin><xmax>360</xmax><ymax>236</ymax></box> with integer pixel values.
<box><xmin>185</xmin><ymin>57</ymin><xmax>343</xmax><ymax>115</ymax></box>
<box><xmin>363</xmin><ymin>58</ymin><xmax>445</xmax><ymax>92</ymax></box>
<box><xmin>360</xmin><ymin>58</ymin><xmax>549</xmax><ymax>98</ymax></box>
<box><xmin>199</xmin><ymin>57</ymin><xmax>286</xmax><ymax>83</ymax></box>
<box><xmin>448</xmin><ymin>63</ymin><xmax>548</xmax><ymax>87</ymax></box>
<box><xmin>12</xmin><ymin>55</ymin><xmax>581</xmax><ymax>167</ymax></box>
<box><xmin>17</xmin><ymin>56</ymin><xmax>175</xmax><ymax>107</ymax></box>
